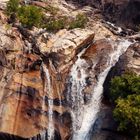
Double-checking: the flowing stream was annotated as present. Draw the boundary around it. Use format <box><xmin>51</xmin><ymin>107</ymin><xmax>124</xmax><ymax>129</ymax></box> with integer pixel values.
<box><xmin>71</xmin><ymin>39</ymin><xmax>132</xmax><ymax>140</ymax></box>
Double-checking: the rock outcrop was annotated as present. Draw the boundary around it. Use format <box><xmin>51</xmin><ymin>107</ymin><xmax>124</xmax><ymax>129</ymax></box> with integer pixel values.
<box><xmin>0</xmin><ymin>0</ymin><xmax>8</xmax><ymax>9</ymax></box>
<box><xmin>68</xmin><ymin>0</ymin><xmax>140</xmax><ymax>30</ymax></box>
<box><xmin>0</xmin><ymin>0</ymin><xmax>139</xmax><ymax>140</ymax></box>
<box><xmin>0</xmin><ymin>23</ymin><xmax>95</xmax><ymax>139</ymax></box>
<box><xmin>115</xmin><ymin>42</ymin><xmax>140</xmax><ymax>75</ymax></box>
<box><xmin>0</xmin><ymin>20</ymin><xmax>134</xmax><ymax>140</ymax></box>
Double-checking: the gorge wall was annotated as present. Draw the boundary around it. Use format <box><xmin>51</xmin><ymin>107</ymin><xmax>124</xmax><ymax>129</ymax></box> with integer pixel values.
<box><xmin>67</xmin><ymin>0</ymin><xmax>140</xmax><ymax>30</ymax></box>
<box><xmin>0</xmin><ymin>0</ymin><xmax>140</xmax><ymax>140</ymax></box>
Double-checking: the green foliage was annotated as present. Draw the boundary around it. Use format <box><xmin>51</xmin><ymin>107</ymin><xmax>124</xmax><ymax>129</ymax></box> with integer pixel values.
<box><xmin>44</xmin><ymin>13</ymin><xmax>88</xmax><ymax>32</ymax></box>
<box><xmin>69</xmin><ymin>13</ymin><xmax>88</xmax><ymax>29</ymax></box>
<box><xmin>17</xmin><ymin>5</ymin><xmax>43</xmax><ymax>28</ymax></box>
<box><xmin>5</xmin><ymin>0</ymin><xmax>88</xmax><ymax>30</ymax></box>
<box><xmin>114</xmin><ymin>95</ymin><xmax>140</xmax><ymax>139</ymax></box>
<box><xmin>45</xmin><ymin>5</ymin><xmax>59</xmax><ymax>15</ymax></box>
<box><xmin>110</xmin><ymin>72</ymin><xmax>140</xmax><ymax>102</ymax></box>
<box><xmin>6</xmin><ymin>0</ymin><xmax>19</xmax><ymax>15</ymax></box>
<box><xmin>44</xmin><ymin>17</ymin><xmax>68</xmax><ymax>32</ymax></box>
<box><xmin>6</xmin><ymin>0</ymin><xmax>43</xmax><ymax>28</ymax></box>
<box><xmin>110</xmin><ymin>72</ymin><xmax>140</xmax><ymax>139</ymax></box>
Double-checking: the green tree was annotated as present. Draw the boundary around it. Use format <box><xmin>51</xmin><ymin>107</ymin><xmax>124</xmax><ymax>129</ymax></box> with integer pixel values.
<box><xmin>110</xmin><ymin>72</ymin><xmax>140</xmax><ymax>139</ymax></box>
<box><xmin>114</xmin><ymin>95</ymin><xmax>140</xmax><ymax>139</ymax></box>
<box><xmin>110</xmin><ymin>72</ymin><xmax>140</xmax><ymax>102</ymax></box>
<box><xmin>17</xmin><ymin>5</ymin><xmax>43</xmax><ymax>28</ymax></box>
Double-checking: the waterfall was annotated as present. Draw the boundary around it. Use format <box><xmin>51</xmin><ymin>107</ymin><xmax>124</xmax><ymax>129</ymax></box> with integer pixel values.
<box><xmin>69</xmin><ymin>49</ymin><xmax>88</xmax><ymax>132</ymax></box>
<box><xmin>40</xmin><ymin>65</ymin><xmax>54</xmax><ymax>140</ymax></box>
<box><xmin>44</xmin><ymin>66</ymin><xmax>54</xmax><ymax>140</ymax></box>
<box><xmin>71</xmin><ymin>39</ymin><xmax>133</xmax><ymax>140</ymax></box>
<box><xmin>29</xmin><ymin>39</ymin><xmax>132</xmax><ymax>140</ymax></box>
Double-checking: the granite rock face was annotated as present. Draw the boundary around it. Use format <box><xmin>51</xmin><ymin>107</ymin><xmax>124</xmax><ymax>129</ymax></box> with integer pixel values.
<box><xmin>0</xmin><ymin>21</ymin><xmax>132</xmax><ymax>140</ymax></box>
<box><xmin>69</xmin><ymin>0</ymin><xmax>140</xmax><ymax>30</ymax></box>
<box><xmin>0</xmin><ymin>0</ymin><xmax>139</xmax><ymax>140</ymax></box>
<box><xmin>116</xmin><ymin>42</ymin><xmax>140</xmax><ymax>75</ymax></box>
<box><xmin>0</xmin><ymin>23</ymin><xmax>95</xmax><ymax>139</ymax></box>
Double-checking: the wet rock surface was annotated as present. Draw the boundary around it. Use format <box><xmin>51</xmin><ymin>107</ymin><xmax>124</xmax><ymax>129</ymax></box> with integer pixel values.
<box><xmin>104</xmin><ymin>42</ymin><xmax>140</xmax><ymax>99</ymax></box>
<box><xmin>0</xmin><ymin>0</ymin><xmax>139</xmax><ymax>140</ymax></box>
<box><xmin>115</xmin><ymin>42</ymin><xmax>140</xmax><ymax>75</ymax></box>
<box><xmin>98</xmin><ymin>42</ymin><xmax>140</xmax><ymax>140</ymax></box>
<box><xmin>0</xmin><ymin>21</ymin><xmax>95</xmax><ymax>139</ymax></box>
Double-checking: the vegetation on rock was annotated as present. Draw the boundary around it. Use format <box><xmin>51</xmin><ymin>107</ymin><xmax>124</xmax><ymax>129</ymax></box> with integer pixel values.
<box><xmin>45</xmin><ymin>5</ymin><xmax>59</xmax><ymax>15</ymax></box>
<box><xmin>17</xmin><ymin>5</ymin><xmax>43</xmax><ymax>28</ymax></box>
<box><xmin>110</xmin><ymin>72</ymin><xmax>140</xmax><ymax>140</ymax></box>
<box><xmin>6</xmin><ymin>0</ymin><xmax>19</xmax><ymax>22</ymax></box>
<box><xmin>69</xmin><ymin>13</ymin><xmax>88</xmax><ymax>29</ymax></box>
<box><xmin>6</xmin><ymin>0</ymin><xmax>19</xmax><ymax>15</ymax></box>
<box><xmin>5</xmin><ymin>0</ymin><xmax>88</xmax><ymax>30</ymax></box>
<box><xmin>44</xmin><ymin>16</ymin><xmax>68</xmax><ymax>32</ymax></box>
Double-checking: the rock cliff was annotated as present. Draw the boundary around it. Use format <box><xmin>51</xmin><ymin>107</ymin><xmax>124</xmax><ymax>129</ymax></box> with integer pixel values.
<box><xmin>68</xmin><ymin>0</ymin><xmax>140</xmax><ymax>30</ymax></box>
<box><xmin>0</xmin><ymin>22</ymin><xmax>95</xmax><ymax>139</ymax></box>
<box><xmin>0</xmin><ymin>0</ymin><xmax>139</xmax><ymax>140</ymax></box>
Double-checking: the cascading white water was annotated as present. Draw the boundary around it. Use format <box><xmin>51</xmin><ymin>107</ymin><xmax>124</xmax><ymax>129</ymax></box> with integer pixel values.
<box><xmin>72</xmin><ymin>39</ymin><xmax>133</xmax><ymax>140</ymax></box>
<box><xmin>106</xmin><ymin>21</ymin><xmax>123</xmax><ymax>34</ymax></box>
<box><xmin>29</xmin><ymin>39</ymin><xmax>133</xmax><ymax>140</ymax></box>
<box><xmin>42</xmin><ymin>65</ymin><xmax>54</xmax><ymax>140</ymax></box>
<box><xmin>69</xmin><ymin>49</ymin><xmax>88</xmax><ymax>132</ymax></box>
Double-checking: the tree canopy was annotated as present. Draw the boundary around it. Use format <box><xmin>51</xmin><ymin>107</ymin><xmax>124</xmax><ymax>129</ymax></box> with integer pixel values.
<box><xmin>110</xmin><ymin>72</ymin><xmax>140</xmax><ymax>140</ymax></box>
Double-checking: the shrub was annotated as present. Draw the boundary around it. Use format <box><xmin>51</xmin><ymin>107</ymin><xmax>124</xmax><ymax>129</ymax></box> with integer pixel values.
<box><xmin>6</xmin><ymin>0</ymin><xmax>19</xmax><ymax>15</ymax></box>
<box><xmin>110</xmin><ymin>72</ymin><xmax>140</xmax><ymax>139</ymax></box>
<box><xmin>6</xmin><ymin>1</ymin><xmax>88</xmax><ymax>31</ymax></box>
<box><xmin>114</xmin><ymin>95</ymin><xmax>140</xmax><ymax>140</ymax></box>
<box><xmin>69</xmin><ymin>13</ymin><xmax>88</xmax><ymax>29</ymax></box>
<box><xmin>45</xmin><ymin>5</ymin><xmax>59</xmax><ymax>15</ymax></box>
<box><xmin>17</xmin><ymin>5</ymin><xmax>43</xmax><ymax>28</ymax></box>
<box><xmin>45</xmin><ymin>17</ymin><xmax>68</xmax><ymax>32</ymax></box>
<box><xmin>110</xmin><ymin>72</ymin><xmax>140</xmax><ymax>102</ymax></box>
